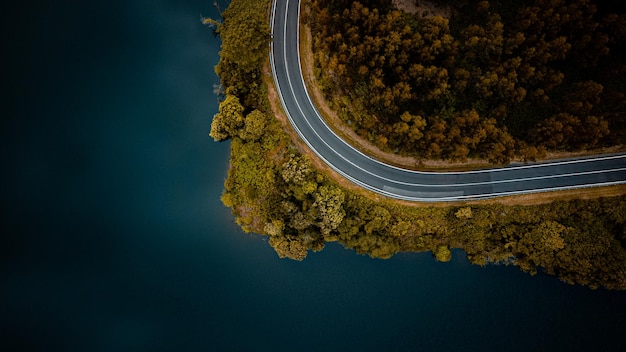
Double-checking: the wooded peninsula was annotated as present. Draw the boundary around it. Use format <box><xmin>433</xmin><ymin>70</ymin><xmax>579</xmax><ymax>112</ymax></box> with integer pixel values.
<box><xmin>206</xmin><ymin>0</ymin><xmax>626</xmax><ymax>290</ymax></box>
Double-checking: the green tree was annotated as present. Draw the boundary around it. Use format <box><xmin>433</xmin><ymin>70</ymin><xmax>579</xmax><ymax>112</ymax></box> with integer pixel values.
<box><xmin>433</xmin><ymin>245</ymin><xmax>452</xmax><ymax>262</ymax></box>
<box><xmin>364</xmin><ymin>205</ymin><xmax>392</xmax><ymax>235</ymax></box>
<box><xmin>313</xmin><ymin>185</ymin><xmax>346</xmax><ymax>235</ymax></box>
<box><xmin>210</xmin><ymin>94</ymin><xmax>244</xmax><ymax>141</ymax></box>
<box><xmin>240</xmin><ymin>109</ymin><xmax>267</xmax><ymax>141</ymax></box>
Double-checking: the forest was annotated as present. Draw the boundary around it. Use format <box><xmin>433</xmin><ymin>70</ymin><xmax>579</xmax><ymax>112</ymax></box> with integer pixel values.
<box><xmin>307</xmin><ymin>0</ymin><xmax>626</xmax><ymax>163</ymax></box>
<box><xmin>207</xmin><ymin>0</ymin><xmax>626</xmax><ymax>290</ymax></box>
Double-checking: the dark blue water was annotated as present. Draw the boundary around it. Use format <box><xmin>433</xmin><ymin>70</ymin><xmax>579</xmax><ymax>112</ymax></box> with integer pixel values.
<box><xmin>2</xmin><ymin>1</ymin><xmax>625</xmax><ymax>351</ymax></box>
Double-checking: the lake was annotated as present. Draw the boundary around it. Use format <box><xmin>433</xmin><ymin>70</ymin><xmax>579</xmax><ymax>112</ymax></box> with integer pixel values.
<box><xmin>2</xmin><ymin>0</ymin><xmax>625</xmax><ymax>351</ymax></box>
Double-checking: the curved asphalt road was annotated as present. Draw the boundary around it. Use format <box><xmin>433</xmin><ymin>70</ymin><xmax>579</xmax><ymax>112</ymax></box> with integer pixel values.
<box><xmin>270</xmin><ymin>0</ymin><xmax>626</xmax><ymax>202</ymax></box>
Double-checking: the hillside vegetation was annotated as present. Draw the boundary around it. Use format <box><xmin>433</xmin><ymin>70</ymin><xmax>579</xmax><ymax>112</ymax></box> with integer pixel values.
<box><xmin>207</xmin><ymin>0</ymin><xmax>626</xmax><ymax>290</ymax></box>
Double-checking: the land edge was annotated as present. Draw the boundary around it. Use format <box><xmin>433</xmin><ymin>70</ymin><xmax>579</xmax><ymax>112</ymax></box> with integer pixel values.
<box><xmin>263</xmin><ymin>0</ymin><xmax>626</xmax><ymax>205</ymax></box>
<box><xmin>208</xmin><ymin>0</ymin><xmax>626</xmax><ymax>290</ymax></box>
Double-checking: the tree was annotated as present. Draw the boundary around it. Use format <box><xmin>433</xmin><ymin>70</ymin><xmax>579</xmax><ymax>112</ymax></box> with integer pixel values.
<box><xmin>562</xmin><ymin>81</ymin><xmax>603</xmax><ymax>116</ymax></box>
<box><xmin>269</xmin><ymin>236</ymin><xmax>308</xmax><ymax>261</ymax></box>
<box><xmin>364</xmin><ymin>205</ymin><xmax>391</xmax><ymax>234</ymax></box>
<box><xmin>241</xmin><ymin>109</ymin><xmax>266</xmax><ymax>141</ymax></box>
<box><xmin>210</xmin><ymin>94</ymin><xmax>244</xmax><ymax>141</ymax></box>
<box><xmin>433</xmin><ymin>245</ymin><xmax>452</xmax><ymax>262</ymax></box>
<box><xmin>281</xmin><ymin>154</ymin><xmax>312</xmax><ymax>184</ymax></box>
<box><xmin>313</xmin><ymin>185</ymin><xmax>346</xmax><ymax>235</ymax></box>
<box><xmin>534</xmin><ymin>110</ymin><xmax>608</xmax><ymax>150</ymax></box>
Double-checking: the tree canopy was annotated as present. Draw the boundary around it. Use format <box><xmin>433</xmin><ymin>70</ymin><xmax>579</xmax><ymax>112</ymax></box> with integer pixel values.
<box><xmin>308</xmin><ymin>0</ymin><xmax>626</xmax><ymax>163</ymax></box>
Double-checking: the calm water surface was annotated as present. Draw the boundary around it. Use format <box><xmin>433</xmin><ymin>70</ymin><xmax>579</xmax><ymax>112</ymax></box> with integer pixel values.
<box><xmin>2</xmin><ymin>1</ymin><xmax>625</xmax><ymax>351</ymax></box>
